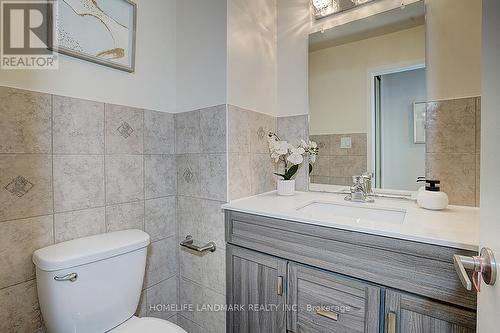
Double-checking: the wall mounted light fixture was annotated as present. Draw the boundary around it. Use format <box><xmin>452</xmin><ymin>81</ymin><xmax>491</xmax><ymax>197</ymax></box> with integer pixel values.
<box><xmin>312</xmin><ymin>0</ymin><xmax>380</xmax><ymax>19</ymax></box>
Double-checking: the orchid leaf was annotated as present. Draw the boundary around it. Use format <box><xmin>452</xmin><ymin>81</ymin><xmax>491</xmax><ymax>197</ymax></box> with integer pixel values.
<box><xmin>284</xmin><ymin>164</ymin><xmax>299</xmax><ymax>180</ymax></box>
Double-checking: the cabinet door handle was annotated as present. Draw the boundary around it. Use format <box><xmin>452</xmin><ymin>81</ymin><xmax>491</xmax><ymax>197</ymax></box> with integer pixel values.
<box><xmin>277</xmin><ymin>276</ymin><xmax>283</xmax><ymax>296</ymax></box>
<box><xmin>387</xmin><ymin>312</ymin><xmax>396</xmax><ymax>333</ymax></box>
<box><xmin>317</xmin><ymin>309</ymin><xmax>339</xmax><ymax>321</ymax></box>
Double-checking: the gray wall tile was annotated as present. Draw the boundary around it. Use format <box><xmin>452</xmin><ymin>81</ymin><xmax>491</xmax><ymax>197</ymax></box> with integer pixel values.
<box><xmin>248</xmin><ymin>110</ymin><xmax>276</xmax><ymax>154</ymax></box>
<box><xmin>277</xmin><ymin>115</ymin><xmax>308</xmax><ymax>145</ymax></box>
<box><xmin>331</xmin><ymin>133</ymin><xmax>367</xmax><ymax>156</ymax></box>
<box><xmin>426</xmin><ymin>98</ymin><xmax>476</xmax><ymax>153</ymax></box>
<box><xmin>310</xmin><ymin>135</ymin><xmax>334</xmax><ymax>156</ymax></box>
<box><xmin>144</xmin><ymin>236</ymin><xmax>178</xmax><ymax>288</ymax></box>
<box><xmin>53</xmin><ymin>96</ymin><xmax>104</xmax><ymax>154</ymax></box>
<box><xmin>0</xmin><ymin>87</ymin><xmax>51</xmax><ymax>154</ymax></box>
<box><xmin>476</xmin><ymin>153</ymin><xmax>481</xmax><ymax>207</ymax></box>
<box><xmin>199</xmin><ymin>154</ymin><xmax>227</xmax><ymax>201</ymax></box>
<box><xmin>0</xmin><ymin>215</ymin><xmax>53</xmax><ymax>289</ymax></box>
<box><xmin>136</xmin><ymin>290</ymin><xmax>147</xmax><ymax>317</ymax></box>
<box><xmin>177</xmin><ymin>315</ymin><xmax>204</xmax><ymax>333</ymax></box>
<box><xmin>177</xmin><ymin>197</ymin><xmax>225</xmax><ymax>251</ymax></box>
<box><xmin>178</xmin><ymin>278</ymin><xmax>225</xmax><ymax>332</ymax></box>
<box><xmin>145</xmin><ymin>155</ymin><xmax>177</xmax><ymax>199</ymax></box>
<box><xmin>426</xmin><ymin>153</ymin><xmax>476</xmax><ymax>206</ymax></box>
<box><xmin>332</xmin><ymin>155</ymin><xmax>367</xmax><ymax>178</ymax></box>
<box><xmin>147</xmin><ymin>276</ymin><xmax>178</xmax><ymax>320</ymax></box>
<box><xmin>0</xmin><ymin>280</ymin><xmax>45</xmax><ymax>333</ymax></box>
<box><xmin>54</xmin><ymin>207</ymin><xmax>105</xmax><ymax>243</ymax></box>
<box><xmin>476</xmin><ymin>97</ymin><xmax>481</xmax><ymax>153</ymax></box>
<box><xmin>144</xmin><ymin>110</ymin><xmax>175</xmax><ymax>155</ymax></box>
<box><xmin>176</xmin><ymin>111</ymin><xmax>201</xmax><ymax>154</ymax></box>
<box><xmin>309</xmin><ymin>133</ymin><xmax>367</xmax><ymax>187</ymax></box>
<box><xmin>106</xmin><ymin>155</ymin><xmax>144</xmax><ymax>205</ymax></box>
<box><xmin>228</xmin><ymin>153</ymin><xmax>252</xmax><ymax>201</ymax></box>
<box><xmin>106</xmin><ymin>104</ymin><xmax>144</xmax><ymax>154</ymax></box>
<box><xmin>177</xmin><ymin>154</ymin><xmax>201</xmax><ymax>197</ymax></box>
<box><xmin>250</xmin><ymin>153</ymin><xmax>276</xmax><ymax>195</ymax></box>
<box><xmin>426</xmin><ymin>97</ymin><xmax>481</xmax><ymax>206</ymax></box>
<box><xmin>277</xmin><ymin>115</ymin><xmax>309</xmax><ymax>191</ymax></box>
<box><xmin>200</xmin><ymin>105</ymin><xmax>227</xmax><ymax>153</ymax></box>
<box><xmin>145</xmin><ymin>196</ymin><xmax>176</xmax><ymax>242</ymax></box>
<box><xmin>106</xmin><ymin>201</ymin><xmax>144</xmax><ymax>232</ymax></box>
<box><xmin>0</xmin><ymin>154</ymin><xmax>53</xmax><ymax>221</ymax></box>
<box><xmin>54</xmin><ymin>155</ymin><xmax>105</xmax><ymax>212</ymax></box>
<box><xmin>227</xmin><ymin>105</ymin><xmax>250</xmax><ymax>153</ymax></box>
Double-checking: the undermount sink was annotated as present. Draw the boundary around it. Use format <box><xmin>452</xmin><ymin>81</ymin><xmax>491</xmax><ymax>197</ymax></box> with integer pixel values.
<box><xmin>296</xmin><ymin>201</ymin><xmax>406</xmax><ymax>224</ymax></box>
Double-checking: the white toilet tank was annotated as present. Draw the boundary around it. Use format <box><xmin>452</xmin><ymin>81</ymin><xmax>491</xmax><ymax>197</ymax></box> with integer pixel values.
<box><xmin>33</xmin><ymin>230</ymin><xmax>150</xmax><ymax>333</ymax></box>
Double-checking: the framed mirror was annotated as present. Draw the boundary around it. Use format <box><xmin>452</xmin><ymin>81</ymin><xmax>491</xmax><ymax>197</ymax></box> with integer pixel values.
<box><xmin>308</xmin><ymin>1</ymin><xmax>426</xmax><ymax>192</ymax></box>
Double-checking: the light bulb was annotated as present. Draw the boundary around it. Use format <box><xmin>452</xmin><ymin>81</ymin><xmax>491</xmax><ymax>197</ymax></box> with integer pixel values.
<box><xmin>312</xmin><ymin>0</ymin><xmax>333</xmax><ymax>11</ymax></box>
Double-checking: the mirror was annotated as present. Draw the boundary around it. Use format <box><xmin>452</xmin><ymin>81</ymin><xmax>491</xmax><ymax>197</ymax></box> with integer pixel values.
<box><xmin>308</xmin><ymin>1</ymin><xmax>426</xmax><ymax>192</ymax></box>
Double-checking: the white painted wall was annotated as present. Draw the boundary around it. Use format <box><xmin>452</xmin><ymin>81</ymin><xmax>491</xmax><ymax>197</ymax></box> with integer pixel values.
<box><xmin>276</xmin><ymin>0</ymin><xmax>419</xmax><ymax>117</ymax></box>
<box><xmin>176</xmin><ymin>0</ymin><xmax>227</xmax><ymax>113</ymax></box>
<box><xmin>309</xmin><ymin>26</ymin><xmax>425</xmax><ymax>135</ymax></box>
<box><xmin>380</xmin><ymin>68</ymin><xmax>426</xmax><ymax>191</ymax></box>
<box><xmin>0</xmin><ymin>0</ymin><xmax>177</xmax><ymax>113</ymax></box>
<box><xmin>277</xmin><ymin>0</ymin><xmax>481</xmax><ymax>116</ymax></box>
<box><xmin>478</xmin><ymin>0</ymin><xmax>500</xmax><ymax>331</ymax></box>
<box><xmin>425</xmin><ymin>0</ymin><xmax>482</xmax><ymax>101</ymax></box>
<box><xmin>227</xmin><ymin>0</ymin><xmax>278</xmax><ymax>116</ymax></box>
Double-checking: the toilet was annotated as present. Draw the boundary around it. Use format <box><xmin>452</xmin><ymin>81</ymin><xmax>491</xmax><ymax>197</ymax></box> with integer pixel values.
<box><xmin>32</xmin><ymin>229</ymin><xmax>186</xmax><ymax>333</ymax></box>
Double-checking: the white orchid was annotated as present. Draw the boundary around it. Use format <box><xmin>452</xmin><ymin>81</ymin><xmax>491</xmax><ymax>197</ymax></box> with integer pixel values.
<box><xmin>300</xmin><ymin>139</ymin><xmax>319</xmax><ymax>165</ymax></box>
<box><xmin>268</xmin><ymin>133</ymin><xmax>314</xmax><ymax>180</ymax></box>
<box><xmin>268</xmin><ymin>135</ymin><xmax>291</xmax><ymax>162</ymax></box>
<box><xmin>287</xmin><ymin>147</ymin><xmax>305</xmax><ymax>165</ymax></box>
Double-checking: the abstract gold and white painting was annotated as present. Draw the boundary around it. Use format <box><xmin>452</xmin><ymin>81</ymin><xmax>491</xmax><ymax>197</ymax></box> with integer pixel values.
<box><xmin>54</xmin><ymin>0</ymin><xmax>136</xmax><ymax>72</ymax></box>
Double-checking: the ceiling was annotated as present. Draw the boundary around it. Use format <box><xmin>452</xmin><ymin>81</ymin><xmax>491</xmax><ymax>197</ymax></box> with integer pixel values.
<box><xmin>309</xmin><ymin>1</ymin><xmax>425</xmax><ymax>52</ymax></box>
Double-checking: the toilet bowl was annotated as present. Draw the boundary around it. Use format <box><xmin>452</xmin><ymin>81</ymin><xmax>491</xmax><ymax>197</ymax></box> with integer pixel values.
<box><xmin>109</xmin><ymin>316</ymin><xmax>186</xmax><ymax>333</ymax></box>
<box><xmin>32</xmin><ymin>230</ymin><xmax>186</xmax><ymax>333</ymax></box>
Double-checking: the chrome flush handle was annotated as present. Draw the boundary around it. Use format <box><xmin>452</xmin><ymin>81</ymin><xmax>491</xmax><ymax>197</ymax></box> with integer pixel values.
<box><xmin>54</xmin><ymin>272</ymin><xmax>78</xmax><ymax>282</ymax></box>
<box><xmin>453</xmin><ymin>247</ymin><xmax>496</xmax><ymax>291</ymax></box>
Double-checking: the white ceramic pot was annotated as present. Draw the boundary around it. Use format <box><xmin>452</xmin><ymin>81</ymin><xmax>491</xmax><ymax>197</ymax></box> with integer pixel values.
<box><xmin>277</xmin><ymin>179</ymin><xmax>295</xmax><ymax>196</ymax></box>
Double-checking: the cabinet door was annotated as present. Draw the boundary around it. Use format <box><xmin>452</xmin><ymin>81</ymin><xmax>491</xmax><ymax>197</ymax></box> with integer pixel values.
<box><xmin>226</xmin><ymin>245</ymin><xmax>287</xmax><ymax>333</ymax></box>
<box><xmin>288</xmin><ymin>263</ymin><xmax>380</xmax><ymax>333</ymax></box>
<box><xmin>385</xmin><ymin>290</ymin><xmax>476</xmax><ymax>333</ymax></box>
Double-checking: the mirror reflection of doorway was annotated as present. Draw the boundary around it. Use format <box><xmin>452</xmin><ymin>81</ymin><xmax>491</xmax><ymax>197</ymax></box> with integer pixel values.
<box><xmin>373</xmin><ymin>67</ymin><xmax>426</xmax><ymax>191</ymax></box>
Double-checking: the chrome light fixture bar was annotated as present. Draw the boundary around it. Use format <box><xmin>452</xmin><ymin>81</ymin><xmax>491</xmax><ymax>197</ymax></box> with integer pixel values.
<box><xmin>312</xmin><ymin>0</ymin><xmax>380</xmax><ymax>19</ymax></box>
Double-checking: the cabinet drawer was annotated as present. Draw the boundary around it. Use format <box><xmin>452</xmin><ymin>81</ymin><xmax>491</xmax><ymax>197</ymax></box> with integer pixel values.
<box><xmin>288</xmin><ymin>263</ymin><xmax>380</xmax><ymax>333</ymax></box>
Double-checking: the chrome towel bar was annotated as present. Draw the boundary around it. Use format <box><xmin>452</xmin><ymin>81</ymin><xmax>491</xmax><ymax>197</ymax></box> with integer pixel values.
<box><xmin>180</xmin><ymin>235</ymin><xmax>216</xmax><ymax>253</ymax></box>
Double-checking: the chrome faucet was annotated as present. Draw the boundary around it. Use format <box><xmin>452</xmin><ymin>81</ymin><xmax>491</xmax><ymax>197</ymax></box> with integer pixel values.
<box><xmin>345</xmin><ymin>172</ymin><xmax>374</xmax><ymax>203</ymax></box>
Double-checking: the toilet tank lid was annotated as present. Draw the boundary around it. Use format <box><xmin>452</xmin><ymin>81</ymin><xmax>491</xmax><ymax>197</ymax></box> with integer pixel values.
<box><xmin>33</xmin><ymin>230</ymin><xmax>150</xmax><ymax>272</ymax></box>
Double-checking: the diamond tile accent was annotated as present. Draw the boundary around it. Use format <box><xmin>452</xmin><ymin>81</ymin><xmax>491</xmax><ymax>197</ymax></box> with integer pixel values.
<box><xmin>183</xmin><ymin>168</ymin><xmax>194</xmax><ymax>183</ymax></box>
<box><xmin>117</xmin><ymin>122</ymin><xmax>134</xmax><ymax>138</ymax></box>
<box><xmin>4</xmin><ymin>176</ymin><xmax>34</xmax><ymax>197</ymax></box>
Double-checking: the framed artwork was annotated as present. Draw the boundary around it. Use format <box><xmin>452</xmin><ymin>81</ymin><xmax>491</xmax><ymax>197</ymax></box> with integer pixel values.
<box><xmin>53</xmin><ymin>0</ymin><xmax>137</xmax><ymax>72</ymax></box>
<box><xmin>413</xmin><ymin>102</ymin><xmax>426</xmax><ymax>144</ymax></box>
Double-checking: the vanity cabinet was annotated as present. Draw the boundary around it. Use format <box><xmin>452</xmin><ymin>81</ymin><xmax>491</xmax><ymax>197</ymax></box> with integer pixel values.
<box><xmin>225</xmin><ymin>210</ymin><xmax>478</xmax><ymax>333</ymax></box>
<box><xmin>384</xmin><ymin>290</ymin><xmax>476</xmax><ymax>333</ymax></box>
<box><xmin>227</xmin><ymin>245</ymin><xmax>287</xmax><ymax>333</ymax></box>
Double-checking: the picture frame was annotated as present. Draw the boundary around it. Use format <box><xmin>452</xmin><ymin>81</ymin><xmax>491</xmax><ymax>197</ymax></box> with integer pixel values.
<box><xmin>52</xmin><ymin>0</ymin><xmax>137</xmax><ymax>72</ymax></box>
<box><xmin>413</xmin><ymin>101</ymin><xmax>426</xmax><ymax>144</ymax></box>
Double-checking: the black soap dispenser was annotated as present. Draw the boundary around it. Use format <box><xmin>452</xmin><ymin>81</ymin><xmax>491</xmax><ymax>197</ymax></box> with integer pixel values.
<box><xmin>416</xmin><ymin>178</ymin><xmax>449</xmax><ymax>210</ymax></box>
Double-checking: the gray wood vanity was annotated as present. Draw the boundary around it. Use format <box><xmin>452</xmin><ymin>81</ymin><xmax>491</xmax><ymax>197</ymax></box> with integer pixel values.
<box><xmin>224</xmin><ymin>210</ymin><xmax>477</xmax><ymax>333</ymax></box>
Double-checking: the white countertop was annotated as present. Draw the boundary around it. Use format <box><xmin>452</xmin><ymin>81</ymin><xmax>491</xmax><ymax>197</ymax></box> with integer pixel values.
<box><xmin>222</xmin><ymin>191</ymin><xmax>480</xmax><ymax>251</ymax></box>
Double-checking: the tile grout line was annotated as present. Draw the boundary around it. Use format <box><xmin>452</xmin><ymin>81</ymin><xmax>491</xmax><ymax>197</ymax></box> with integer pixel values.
<box><xmin>104</xmin><ymin>103</ymin><xmax>108</xmax><ymax>232</ymax></box>
<box><xmin>51</xmin><ymin>94</ymin><xmax>55</xmax><ymax>244</ymax></box>
<box><xmin>142</xmin><ymin>109</ymin><xmax>146</xmax><ymax>233</ymax></box>
<box><xmin>142</xmin><ymin>109</ymin><xmax>147</xmax><ymax>313</ymax></box>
